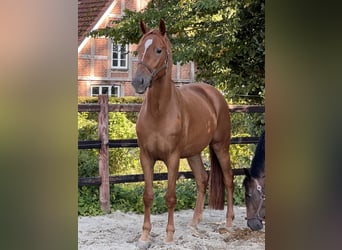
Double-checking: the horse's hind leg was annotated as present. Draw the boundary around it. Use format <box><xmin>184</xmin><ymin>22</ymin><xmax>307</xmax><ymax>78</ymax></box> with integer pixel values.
<box><xmin>187</xmin><ymin>154</ymin><xmax>209</xmax><ymax>227</ymax></box>
<box><xmin>211</xmin><ymin>142</ymin><xmax>235</xmax><ymax>227</ymax></box>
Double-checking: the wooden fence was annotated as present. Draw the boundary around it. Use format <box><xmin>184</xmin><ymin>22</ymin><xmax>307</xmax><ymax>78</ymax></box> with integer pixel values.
<box><xmin>78</xmin><ymin>95</ymin><xmax>265</xmax><ymax>212</ymax></box>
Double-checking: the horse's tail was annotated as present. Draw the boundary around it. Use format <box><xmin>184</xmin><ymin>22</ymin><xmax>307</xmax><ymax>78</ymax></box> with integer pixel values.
<box><xmin>208</xmin><ymin>145</ymin><xmax>225</xmax><ymax>210</ymax></box>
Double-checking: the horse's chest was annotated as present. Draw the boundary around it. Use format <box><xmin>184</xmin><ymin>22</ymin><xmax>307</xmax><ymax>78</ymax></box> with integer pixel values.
<box><xmin>136</xmin><ymin>118</ymin><xmax>182</xmax><ymax>155</ymax></box>
<box><xmin>148</xmin><ymin>134</ymin><xmax>177</xmax><ymax>153</ymax></box>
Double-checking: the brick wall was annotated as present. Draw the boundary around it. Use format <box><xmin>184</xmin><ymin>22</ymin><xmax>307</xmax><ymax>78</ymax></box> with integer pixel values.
<box><xmin>95</xmin><ymin>39</ymin><xmax>108</xmax><ymax>56</ymax></box>
<box><xmin>123</xmin><ymin>82</ymin><xmax>137</xmax><ymax>96</ymax></box>
<box><xmin>78</xmin><ymin>81</ymin><xmax>89</xmax><ymax>96</ymax></box>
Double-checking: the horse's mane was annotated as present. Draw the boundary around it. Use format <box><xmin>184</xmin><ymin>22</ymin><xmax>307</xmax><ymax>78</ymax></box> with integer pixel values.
<box><xmin>250</xmin><ymin>130</ymin><xmax>265</xmax><ymax>178</ymax></box>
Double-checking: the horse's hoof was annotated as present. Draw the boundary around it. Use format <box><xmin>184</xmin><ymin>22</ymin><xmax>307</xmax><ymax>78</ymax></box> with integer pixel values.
<box><xmin>188</xmin><ymin>224</ymin><xmax>197</xmax><ymax>230</ymax></box>
<box><xmin>187</xmin><ymin>222</ymin><xmax>198</xmax><ymax>230</ymax></box>
<box><xmin>164</xmin><ymin>238</ymin><xmax>175</xmax><ymax>245</ymax></box>
<box><xmin>164</xmin><ymin>233</ymin><xmax>174</xmax><ymax>244</ymax></box>
<box><xmin>226</xmin><ymin>219</ymin><xmax>233</xmax><ymax>227</ymax></box>
<box><xmin>188</xmin><ymin>216</ymin><xmax>202</xmax><ymax>228</ymax></box>
<box><xmin>137</xmin><ymin>239</ymin><xmax>151</xmax><ymax>249</ymax></box>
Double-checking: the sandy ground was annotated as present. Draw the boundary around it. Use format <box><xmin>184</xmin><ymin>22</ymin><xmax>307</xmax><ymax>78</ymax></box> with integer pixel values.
<box><xmin>78</xmin><ymin>206</ymin><xmax>265</xmax><ymax>250</ymax></box>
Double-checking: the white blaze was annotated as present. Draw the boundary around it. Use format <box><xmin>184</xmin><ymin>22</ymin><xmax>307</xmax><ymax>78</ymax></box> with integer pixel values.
<box><xmin>141</xmin><ymin>38</ymin><xmax>153</xmax><ymax>61</ymax></box>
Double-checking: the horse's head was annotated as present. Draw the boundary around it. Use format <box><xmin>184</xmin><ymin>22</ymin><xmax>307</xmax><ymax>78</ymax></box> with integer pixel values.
<box><xmin>243</xmin><ymin>168</ymin><xmax>265</xmax><ymax>231</ymax></box>
<box><xmin>132</xmin><ymin>19</ymin><xmax>171</xmax><ymax>94</ymax></box>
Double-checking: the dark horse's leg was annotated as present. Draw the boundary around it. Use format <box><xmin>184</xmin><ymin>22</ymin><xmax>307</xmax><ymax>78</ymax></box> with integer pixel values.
<box><xmin>187</xmin><ymin>154</ymin><xmax>209</xmax><ymax>227</ymax></box>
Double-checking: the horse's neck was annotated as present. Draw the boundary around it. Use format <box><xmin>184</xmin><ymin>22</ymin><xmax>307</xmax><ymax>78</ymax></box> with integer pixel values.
<box><xmin>145</xmin><ymin>75</ymin><xmax>178</xmax><ymax>114</ymax></box>
<box><xmin>251</xmin><ymin>167</ymin><xmax>265</xmax><ymax>180</ymax></box>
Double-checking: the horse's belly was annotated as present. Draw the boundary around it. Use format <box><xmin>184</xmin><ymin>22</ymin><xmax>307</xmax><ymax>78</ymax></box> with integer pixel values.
<box><xmin>178</xmin><ymin>116</ymin><xmax>216</xmax><ymax>157</ymax></box>
<box><xmin>180</xmin><ymin>136</ymin><xmax>211</xmax><ymax>158</ymax></box>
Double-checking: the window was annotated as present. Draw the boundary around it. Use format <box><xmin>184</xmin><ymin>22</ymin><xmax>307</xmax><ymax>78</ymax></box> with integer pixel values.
<box><xmin>91</xmin><ymin>85</ymin><xmax>121</xmax><ymax>97</ymax></box>
<box><xmin>111</xmin><ymin>85</ymin><xmax>120</xmax><ymax>97</ymax></box>
<box><xmin>112</xmin><ymin>43</ymin><xmax>128</xmax><ymax>69</ymax></box>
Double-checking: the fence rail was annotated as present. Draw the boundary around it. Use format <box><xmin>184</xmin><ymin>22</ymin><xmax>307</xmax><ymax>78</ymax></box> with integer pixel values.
<box><xmin>78</xmin><ymin>95</ymin><xmax>264</xmax><ymax>212</ymax></box>
<box><xmin>78</xmin><ymin>137</ymin><xmax>261</xmax><ymax>150</ymax></box>
<box><xmin>78</xmin><ymin>103</ymin><xmax>265</xmax><ymax>113</ymax></box>
<box><xmin>78</xmin><ymin>168</ymin><xmax>248</xmax><ymax>186</ymax></box>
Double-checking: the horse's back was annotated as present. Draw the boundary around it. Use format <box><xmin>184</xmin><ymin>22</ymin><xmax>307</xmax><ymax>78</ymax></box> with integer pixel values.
<box><xmin>179</xmin><ymin>83</ymin><xmax>228</xmax><ymax>112</ymax></box>
<box><xmin>179</xmin><ymin>83</ymin><xmax>230</xmax><ymax>125</ymax></box>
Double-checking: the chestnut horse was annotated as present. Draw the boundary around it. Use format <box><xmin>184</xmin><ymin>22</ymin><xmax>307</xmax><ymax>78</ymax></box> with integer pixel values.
<box><xmin>132</xmin><ymin>20</ymin><xmax>234</xmax><ymax>247</ymax></box>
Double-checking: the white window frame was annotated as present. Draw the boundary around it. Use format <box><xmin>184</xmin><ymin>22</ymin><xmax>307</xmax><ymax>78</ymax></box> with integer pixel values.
<box><xmin>111</xmin><ymin>85</ymin><xmax>121</xmax><ymax>97</ymax></box>
<box><xmin>111</xmin><ymin>43</ymin><xmax>128</xmax><ymax>70</ymax></box>
<box><xmin>91</xmin><ymin>85</ymin><xmax>121</xmax><ymax>97</ymax></box>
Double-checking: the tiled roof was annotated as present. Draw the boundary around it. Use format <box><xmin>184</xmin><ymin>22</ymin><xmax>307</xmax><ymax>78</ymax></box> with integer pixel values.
<box><xmin>78</xmin><ymin>0</ymin><xmax>113</xmax><ymax>45</ymax></box>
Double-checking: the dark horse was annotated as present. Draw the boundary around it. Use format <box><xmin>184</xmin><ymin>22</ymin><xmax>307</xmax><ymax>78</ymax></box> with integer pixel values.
<box><xmin>132</xmin><ymin>20</ymin><xmax>234</xmax><ymax>247</ymax></box>
<box><xmin>243</xmin><ymin>131</ymin><xmax>265</xmax><ymax>231</ymax></box>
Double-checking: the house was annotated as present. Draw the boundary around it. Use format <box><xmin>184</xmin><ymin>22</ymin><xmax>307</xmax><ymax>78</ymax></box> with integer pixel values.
<box><xmin>78</xmin><ymin>0</ymin><xmax>196</xmax><ymax>97</ymax></box>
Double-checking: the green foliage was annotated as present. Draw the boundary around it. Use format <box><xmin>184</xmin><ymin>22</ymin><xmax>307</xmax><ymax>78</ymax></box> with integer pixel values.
<box><xmin>78</xmin><ymin>112</ymin><xmax>98</xmax><ymax>140</ymax></box>
<box><xmin>78</xmin><ymin>150</ymin><xmax>98</xmax><ymax>177</ymax></box>
<box><xmin>108</xmin><ymin>112</ymin><xmax>139</xmax><ymax>175</ymax></box>
<box><xmin>78</xmin><ymin>112</ymin><xmax>99</xmax><ymax>177</ymax></box>
<box><xmin>175</xmin><ymin>179</ymin><xmax>197</xmax><ymax>210</ymax></box>
<box><xmin>231</xmin><ymin>112</ymin><xmax>265</xmax><ymax>136</ymax></box>
<box><xmin>78</xmin><ymin>97</ymin><xmax>141</xmax><ymax>176</ymax></box>
<box><xmin>89</xmin><ymin>0</ymin><xmax>265</xmax><ymax>103</ymax></box>
<box><xmin>78</xmin><ymin>96</ymin><xmax>143</xmax><ymax>104</ymax></box>
<box><xmin>233</xmin><ymin>176</ymin><xmax>247</xmax><ymax>205</ymax></box>
<box><xmin>78</xmin><ymin>186</ymin><xmax>104</xmax><ymax>216</ymax></box>
<box><xmin>110</xmin><ymin>183</ymin><xmax>145</xmax><ymax>213</ymax></box>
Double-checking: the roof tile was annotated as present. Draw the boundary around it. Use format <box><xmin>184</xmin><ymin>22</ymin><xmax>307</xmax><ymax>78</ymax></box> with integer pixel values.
<box><xmin>78</xmin><ymin>0</ymin><xmax>113</xmax><ymax>45</ymax></box>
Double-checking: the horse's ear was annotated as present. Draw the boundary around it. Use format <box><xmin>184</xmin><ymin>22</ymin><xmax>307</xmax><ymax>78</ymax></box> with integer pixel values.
<box><xmin>140</xmin><ymin>20</ymin><xmax>149</xmax><ymax>34</ymax></box>
<box><xmin>159</xmin><ymin>19</ymin><xmax>166</xmax><ymax>36</ymax></box>
<box><xmin>244</xmin><ymin>168</ymin><xmax>251</xmax><ymax>178</ymax></box>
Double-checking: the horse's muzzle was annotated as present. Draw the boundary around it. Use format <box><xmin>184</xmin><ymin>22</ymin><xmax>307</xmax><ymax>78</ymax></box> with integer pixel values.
<box><xmin>247</xmin><ymin>218</ymin><xmax>263</xmax><ymax>231</ymax></box>
<box><xmin>132</xmin><ymin>74</ymin><xmax>151</xmax><ymax>94</ymax></box>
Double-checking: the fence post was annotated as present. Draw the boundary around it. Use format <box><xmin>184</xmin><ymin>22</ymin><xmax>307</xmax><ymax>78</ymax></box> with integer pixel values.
<box><xmin>98</xmin><ymin>95</ymin><xmax>110</xmax><ymax>213</ymax></box>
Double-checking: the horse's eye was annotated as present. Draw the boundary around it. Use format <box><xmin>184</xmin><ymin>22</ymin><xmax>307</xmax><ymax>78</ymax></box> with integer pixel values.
<box><xmin>156</xmin><ymin>48</ymin><xmax>162</xmax><ymax>54</ymax></box>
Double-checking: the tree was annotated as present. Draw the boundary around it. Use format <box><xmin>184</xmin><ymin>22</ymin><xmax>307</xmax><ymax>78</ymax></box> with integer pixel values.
<box><xmin>90</xmin><ymin>0</ymin><xmax>264</xmax><ymax>103</ymax></box>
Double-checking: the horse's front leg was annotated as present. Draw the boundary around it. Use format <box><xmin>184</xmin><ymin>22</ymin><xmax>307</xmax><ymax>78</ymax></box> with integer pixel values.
<box><xmin>138</xmin><ymin>152</ymin><xmax>155</xmax><ymax>248</ymax></box>
<box><xmin>164</xmin><ymin>156</ymin><xmax>180</xmax><ymax>243</ymax></box>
